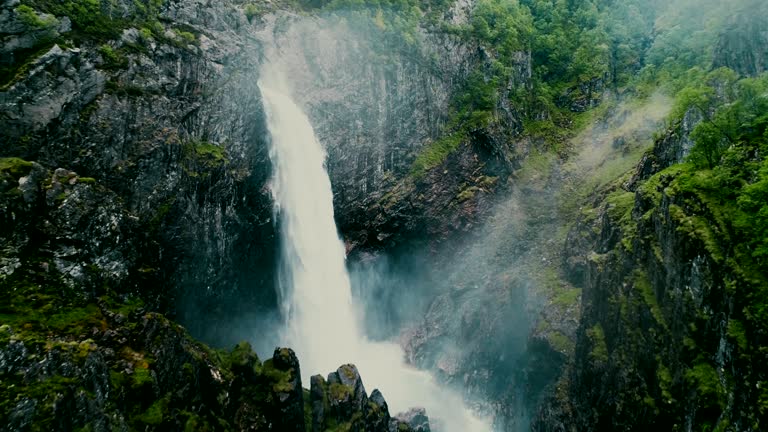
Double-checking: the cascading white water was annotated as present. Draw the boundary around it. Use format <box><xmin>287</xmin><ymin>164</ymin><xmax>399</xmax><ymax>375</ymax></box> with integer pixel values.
<box><xmin>259</xmin><ymin>61</ymin><xmax>492</xmax><ymax>432</ymax></box>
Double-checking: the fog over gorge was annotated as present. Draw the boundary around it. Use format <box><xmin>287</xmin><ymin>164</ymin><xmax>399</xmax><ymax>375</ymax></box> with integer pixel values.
<box><xmin>1</xmin><ymin>0</ymin><xmax>767</xmax><ymax>431</ymax></box>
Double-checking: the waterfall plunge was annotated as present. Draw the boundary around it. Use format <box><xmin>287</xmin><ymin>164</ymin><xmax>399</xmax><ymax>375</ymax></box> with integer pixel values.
<box><xmin>259</xmin><ymin>62</ymin><xmax>491</xmax><ymax>432</ymax></box>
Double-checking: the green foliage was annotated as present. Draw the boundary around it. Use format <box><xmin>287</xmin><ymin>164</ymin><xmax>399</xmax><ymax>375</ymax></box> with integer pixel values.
<box><xmin>15</xmin><ymin>4</ymin><xmax>58</xmax><ymax>28</ymax></box>
<box><xmin>606</xmin><ymin>190</ymin><xmax>636</xmax><ymax>249</ymax></box>
<box><xmin>587</xmin><ymin>324</ymin><xmax>609</xmax><ymax>364</ymax></box>
<box><xmin>98</xmin><ymin>44</ymin><xmax>128</xmax><ymax>70</ymax></box>
<box><xmin>182</xmin><ymin>140</ymin><xmax>228</xmax><ymax>178</ymax></box>
<box><xmin>627</xmin><ymin>71</ymin><xmax>768</xmax><ymax>427</ymax></box>
<box><xmin>657</xmin><ymin>363</ymin><xmax>674</xmax><ymax>402</ymax></box>
<box><xmin>77</xmin><ymin>177</ymin><xmax>97</xmax><ymax>185</ymax></box>
<box><xmin>411</xmin><ymin>132</ymin><xmax>466</xmax><ymax>178</ymax></box>
<box><xmin>244</xmin><ymin>3</ymin><xmax>263</xmax><ymax>22</ymax></box>
<box><xmin>548</xmin><ymin>331</ymin><xmax>574</xmax><ymax>353</ymax></box>
<box><xmin>260</xmin><ymin>359</ymin><xmax>293</xmax><ymax>393</ymax></box>
<box><xmin>685</xmin><ymin>363</ymin><xmax>726</xmax><ymax>409</ymax></box>
<box><xmin>173</xmin><ymin>29</ymin><xmax>196</xmax><ymax>45</ymax></box>
<box><xmin>21</xmin><ymin>0</ymin><xmax>167</xmax><ymax>43</ymax></box>
<box><xmin>0</xmin><ymin>157</ymin><xmax>33</xmax><ymax>180</ymax></box>
<box><xmin>726</xmin><ymin>320</ymin><xmax>748</xmax><ymax>351</ymax></box>
<box><xmin>632</xmin><ymin>271</ymin><xmax>666</xmax><ymax>328</ymax></box>
<box><xmin>552</xmin><ymin>288</ymin><xmax>581</xmax><ymax>308</ymax></box>
<box><xmin>24</xmin><ymin>0</ymin><xmax>126</xmax><ymax>41</ymax></box>
<box><xmin>136</xmin><ymin>395</ymin><xmax>169</xmax><ymax>425</ymax></box>
<box><xmin>139</xmin><ymin>27</ymin><xmax>154</xmax><ymax>40</ymax></box>
<box><xmin>662</xmin><ymin>72</ymin><xmax>768</xmax><ymax>279</ymax></box>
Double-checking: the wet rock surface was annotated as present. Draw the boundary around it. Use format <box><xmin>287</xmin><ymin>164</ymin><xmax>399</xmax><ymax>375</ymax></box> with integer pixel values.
<box><xmin>533</xmin><ymin>106</ymin><xmax>768</xmax><ymax>430</ymax></box>
<box><xmin>308</xmin><ymin>364</ymin><xmax>418</xmax><ymax>432</ymax></box>
<box><xmin>0</xmin><ymin>0</ymin><xmax>276</xmax><ymax>346</ymax></box>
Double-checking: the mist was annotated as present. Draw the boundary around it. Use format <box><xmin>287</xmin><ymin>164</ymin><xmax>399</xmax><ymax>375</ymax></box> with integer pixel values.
<box><xmin>242</xmin><ymin>1</ymin><xmax>731</xmax><ymax>430</ymax></box>
<box><xmin>259</xmin><ymin>39</ymin><xmax>493</xmax><ymax>430</ymax></box>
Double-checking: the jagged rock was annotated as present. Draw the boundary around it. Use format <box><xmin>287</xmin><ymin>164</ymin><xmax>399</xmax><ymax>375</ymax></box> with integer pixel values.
<box><xmin>307</xmin><ymin>364</ymin><xmax>416</xmax><ymax>432</ymax></box>
<box><xmin>365</xmin><ymin>389</ymin><xmax>392</xmax><ymax>432</ymax></box>
<box><xmin>395</xmin><ymin>408</ymin><xmax>431</xmax><ymax>432</ymax></box>
<box><xmin>310</xmin><ymin>375</ymin><xmax>327</xmax><ymax>432</ymax></box>
<box><xmin>327</xmin><ymin>364</ymin><xmax>369</xmax><ymax>424</ymax></box>
<box><xmin>272</xmin><ymin>347</ymin><xmax>305</xmax><ymax>432</ymax></box>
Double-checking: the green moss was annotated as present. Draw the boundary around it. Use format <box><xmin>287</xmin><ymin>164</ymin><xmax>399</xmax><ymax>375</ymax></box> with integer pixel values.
<box><xmin>244</xmin><ymin>3</ymin><xmax>263</xmax><ymax>22</ymax></box>
<box><xmin>0</xmin><ymin>157</ymin><xmax>33</xmax><ymax>179</ymax></box>
<box><xmin>98</xmin><ymin>45</ymin><xmax>128</xmax><ymax>70</ymax></box>
<box><xmin>76</xmin><ymin>177</ymin><xmax>96</xmax><ymax>185</ymax></box>
<box><xmin>524</xmin><ymin>118</ymin><xmax>574</xmax><ymax>150</ymax></box>
<box><xmin>657</xmin><ymin>362</ymin><xmax>674</xmax><ymax>402</ymax></box>
<box><xmin>339</xmin><ymin>364</ymin><xmax>357</xmax><ymax>381</ymax></box>
<box><xmin>25</xmin><ymin>0</ymin><xmax>126</xmax><ymax>41</ymax></box>
<box><xmin>552</xmin><ymin>288</ymin><xmax>582</xmax><ymax>308</ymax></box>
<box><xmin>606</xmin><ymin>191</ymin><xmax>635</xmax><ymax>227</ymax></box>
<box><xmin>586</xmin><ymin>324</ymin><xmax>609</xmax><ymax>364</ymax></box>
<box><xmin>227</xmin><ymin>341</ymin><xmax>261</xmax><ymax>373</ymax></box>
<box><xmin>410</xmin><ymin>132</ymin><xmax>466</xmax><ymax>179</ymax></box>
<box><xmin>633</xmin><ymin>271</ymin><xmax>666</xmax><ymax>329</ymax></box>
<box><xmin>15</xmin><ymin>5</ymin><xmax>58</xmax><ymax>28</ymax></box>
<box><xmin>548</xmin><ymin>331</ymin><xmax>574</xmax><ymax>353</ymax></box>
<box><xmin>726</xmin><ymin>320</ymin><xmax>748</xmax><ymax>351</ymax></box>
<box><xmin>0</xmin><ymin>284</ymin><xmax>105</xmax><ymax>339</ymax></box>
<box><xmin>131</xmin><ymin>366</ymin><xmax>154</xmax><ymax>389</ymax></box>
<box><xmin>136</xmin><ymin>395</ymin><xmax>169</xmax><ymax>425</ymax></box>
<box><xmin>515</xmin><ymin>149</ymin><xmax>557</xmax><ymax>184</ymax></box>
<box><xmin>183</xmin><ymin>140</ymin><xmax>228</xmax><ymax>175</ymax></box>
<box><xmin>261</xmin><ymin>359</ymin><xmax>293</xmax><ymax>393</ymax></box>
<box><xmin>685</xmin><ymin>363</ymin><xmax>725</xmax><ymax>409</ymax></box>
<box><xmin>173</xmin><ymin>29</ymin><xmax>196</xmax><ymax>44</ymax></box>
<box><xmin>456</xmin><ymin>185</ymin><xmax>481</xmax><ymax>202</ymax></box>
<box><xmin>329</xmin><ymin>382</ymin><xmax>353</xmax><ymax>401</ymax></box>
<box><xmin>303</xmin><ymin>388</ymin><xmax>312</xmax><ymax>431</ymax></box>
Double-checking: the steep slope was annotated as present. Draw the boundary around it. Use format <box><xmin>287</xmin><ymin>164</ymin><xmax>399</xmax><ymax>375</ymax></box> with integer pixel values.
<box><xmin>0</xmin><ymin>158</ymin><xmax>416</xmax><ymax>432</ymax></box>
<box><xmin>535</xmin><ymin>70</ymin><xmax>768</xmax><ymax>431</ymax></box>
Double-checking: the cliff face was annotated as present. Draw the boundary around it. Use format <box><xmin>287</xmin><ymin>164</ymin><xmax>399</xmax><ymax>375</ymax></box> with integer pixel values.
<box><xmin>1</xmin><ymin>0</ymin><xmax>279</xmax><ymax>346</ymax></box>
<box><xmin>534</xmin><ymin>95</ymin><xmax>768</xmax><ymax>430</ymax></box>
<box><xmin>266</xmin><ymin>9</ymin><xmax>531</xmax><ymax>254</ymax></box>
<box><xmin>1</xmin><ymin>0</ymin><xmax>523</xmax><ymax>428</ymax></box>
<box><xmin>712</xmin><ymin>1</ymin><xmax>768</xmax><ymax>77</ymax></box>
<box><xmin>1</xmin><ymin>0</ymin><xmax>532</xmax><ymax>345</ymax></box>
<box><xmin>0</xmin><ymin>277</ymin><xmax>411</xmax><ymax>432</ymax></box>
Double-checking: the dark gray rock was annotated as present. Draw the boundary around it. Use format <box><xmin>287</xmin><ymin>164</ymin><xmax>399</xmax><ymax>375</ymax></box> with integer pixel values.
<box><xmin>272</xmin><ymin>347</ymin><xmax>305</xmax><ymax>432</ymax></box>
<box><xmin>310</xmin><ymin>374</ymin><xmax>327</xmax><ymax>432</ymax></box>
<box><xmin>395</xmin><ymin>408</ymin><xmax>431</xmax><ymax>432</ymax></box>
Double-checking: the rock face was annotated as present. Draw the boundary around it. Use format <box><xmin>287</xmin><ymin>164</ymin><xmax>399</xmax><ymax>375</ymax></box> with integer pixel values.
<box><xmin>533</xmin><ymin>101</ymin><xmax>767</xmax><ymax>430</ymax></box>
<box><xmin>394</xmin><ymin>408</ymin><xmax>431</xmax><ymax>432</ymax></box>
<box><xmin>712</xmin><ymin>1</ymin><xmax>768</xmax><ymax>77</ymax></box>
<box><xmin>0</xmin><ymin>0</ymin><xmax>277</xmax><ymax>347</ymax></box>
<box><xmin>307</xmin><ymin>364</ymin><xmax>416</xmax><ymax>432</ymax></box>
<box><xmin>264</xmin><ymin>14</ymin><xmax>528</xmax><ymax>256</ymax></box>
<box><xmin>0</xmin><ymin>0</ymin><xmax>528</xmax><ymax>348</ymax></box>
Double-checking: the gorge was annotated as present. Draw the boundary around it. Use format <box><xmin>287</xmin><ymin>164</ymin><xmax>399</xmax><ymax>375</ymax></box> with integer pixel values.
<box><xmin>1</xmin><ymin>0</ymin><xmax>768</xmax><ymax>431</ymax></box>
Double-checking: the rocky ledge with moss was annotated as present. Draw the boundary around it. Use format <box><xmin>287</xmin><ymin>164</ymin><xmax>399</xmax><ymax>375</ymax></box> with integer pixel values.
<box><xmin>0</xmin><ymin>156</ymin><xmax>419</xmax><ymax>431</ymax></box>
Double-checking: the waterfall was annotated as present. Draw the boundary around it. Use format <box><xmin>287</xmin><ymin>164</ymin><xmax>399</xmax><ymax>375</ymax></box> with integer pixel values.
<box><xmin>259</xmin><ymin>62</ymin><xmax>492</xmax><ymax>432</ymax></box>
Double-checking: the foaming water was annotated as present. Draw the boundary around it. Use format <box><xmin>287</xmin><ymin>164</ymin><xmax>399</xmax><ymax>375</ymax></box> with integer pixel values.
<box><xmin>259</xmin><ymin>61</ymin><xmax>492</xmax><ymax>432</ymax></box>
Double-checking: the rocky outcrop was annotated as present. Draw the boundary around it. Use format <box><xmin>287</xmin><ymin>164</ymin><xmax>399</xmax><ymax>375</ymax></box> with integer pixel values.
<box><xmin>257</xmin><ymin>11</ymin><xmax>529</xmax><ymax>255</ymax></box>
<box><xmin>533</xmin><ymin>102</ymin><xmax>768</xmax><ymax>430</ymax></box>
<box><xmin>394</xmin><ymin>408</ymin><xmax>431</xmax><ymax>432</ymax></box>
<box><xmin>307</xmin><ymin>364</ymin><xmax>417</xmax><ymax>432</ymax></box>
<box><xmin>0</xmin><ymin>290</ymin><xmax>411</xmax><ymax>432</ymax></box>
<box><xmin>0</xmin><ymin>0</ymin><xmax>279</xmax><ymax>346</ymax></box>
<box><xmin>712</xmin><ymin>1</ymin><xmax>768</xmax><ymax>77</ymax></box>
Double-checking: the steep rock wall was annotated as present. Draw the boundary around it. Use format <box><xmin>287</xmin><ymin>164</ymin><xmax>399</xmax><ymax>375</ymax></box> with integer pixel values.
<box><xmin>534</xmin><ymin>111</ymin><xmax>767</xmax><ymax>430</ymax></box>
<box><xmin>0</xmin><ymin>0</ymin><xmax>277</xmax><ymax>345</ymax></box>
